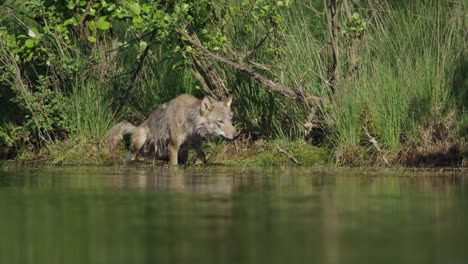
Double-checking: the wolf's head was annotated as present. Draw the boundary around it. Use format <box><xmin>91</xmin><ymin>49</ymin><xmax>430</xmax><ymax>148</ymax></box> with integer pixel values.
<box><xmin>200</xmin><ymin>96</ymin><xmax>237</xmax><ymax>140</ymax></box>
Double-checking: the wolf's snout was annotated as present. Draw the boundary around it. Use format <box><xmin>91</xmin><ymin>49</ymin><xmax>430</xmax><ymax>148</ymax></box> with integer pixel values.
<box><xmin>224</xmin><ymin>129</ymin><xmax>239</xmax><ymax>140</ymax></box>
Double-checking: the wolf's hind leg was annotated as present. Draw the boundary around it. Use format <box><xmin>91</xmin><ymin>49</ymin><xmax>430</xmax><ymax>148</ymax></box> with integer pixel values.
<box><xmin>129</xmin><ymin>126</ymin><xmax>148</xmax><ymax>161</ymax></box>
<box><xmin>108</xmin><ymin>121</ymin><xmax>135</xmax><ymax>160</ymax></box>
<box><xmin>178</xmin><ymin>147</ymin><xmax>189</xmax><ymax>164</ymax></box>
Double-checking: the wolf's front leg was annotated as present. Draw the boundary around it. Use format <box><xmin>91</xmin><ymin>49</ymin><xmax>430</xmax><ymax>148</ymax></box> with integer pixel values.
<box><xmin>178</xmin><ymin>147</ymin><xmax>189</xmax><ymax>164</ymax></box>
<box><xmin>194</xmin><ymin>142</ymin><xmax>207</xmax><ymax>164</ymax></box>
<box><xmin>168</xmin><ymin>143</ymin><xmax>180</xmax><ymax>165</ymax></box>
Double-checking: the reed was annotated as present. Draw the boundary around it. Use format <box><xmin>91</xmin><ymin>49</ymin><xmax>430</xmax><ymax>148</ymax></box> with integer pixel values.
<box><xmin>328</xmin><ymin>0</ymin><xmax>466</xmax><ymax>162</ymax></box>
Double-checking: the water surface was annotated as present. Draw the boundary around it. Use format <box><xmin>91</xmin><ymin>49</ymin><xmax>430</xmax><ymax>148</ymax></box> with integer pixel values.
<box><xmin>0</xmin><ymin>166</ymin><xmax>466</xmax><ymax>264</ymax></box>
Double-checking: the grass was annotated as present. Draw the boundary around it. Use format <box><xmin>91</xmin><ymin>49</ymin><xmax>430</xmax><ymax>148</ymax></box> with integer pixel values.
<box><xmin>18</xmin><ymin>138</ymin><xmax>110</xmax><ymax>165</ymax></box>
<box><xmin>205</xmin><ymin>139</ymin><xmax>330</xmax><ymax>166</ymax></box>
<box><xmin>68</xmin><ymin>80</ymin><xmax>116</xmax><ymax>139</ymax></box>
<box><xmin>328</xmin><ymin>0</ymin><xmax>467</xmax><ymax>165</ymax></box>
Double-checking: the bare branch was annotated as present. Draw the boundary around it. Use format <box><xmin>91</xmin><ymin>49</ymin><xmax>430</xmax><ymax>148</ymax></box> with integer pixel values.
<box><xmin>276</xmin><ymin>145</ymin><xmax>302</xmax><ymax>165</ymax></box>
<box><xmin>177</xmin><ymin>28</ymin><xmax>299</xmax><ymax>100</ymax></box>
<box><xmin>363</xmin><ymin>122</ymin><xmax>391</xmax><ymax>166</ymax></box>
<box><xmin>190</xmin><ymin>55</ymin><xmax>228</xmax><ymax>99</ymax></box>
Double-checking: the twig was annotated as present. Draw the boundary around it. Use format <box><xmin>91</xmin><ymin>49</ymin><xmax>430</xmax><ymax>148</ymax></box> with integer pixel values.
<box><xmin>276</xmin><ymin>145</ymin><xmax>302</xmax><ymax>165</ymax></box>
<box><xmin>363</xmin><ymin>124</ymin><xmax>391</xmax><ymax>166</ymax></box>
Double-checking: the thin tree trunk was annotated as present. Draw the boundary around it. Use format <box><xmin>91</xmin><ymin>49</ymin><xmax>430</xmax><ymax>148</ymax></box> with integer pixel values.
<box><xmin>343</xmin><ymin>0</ymin><xmax>359</xmax><ymax>79</ymax></box>
<box><xmin>324</xmin><ymin>0</ymin><xmax>340</xmax><ymax>93</ymax></box>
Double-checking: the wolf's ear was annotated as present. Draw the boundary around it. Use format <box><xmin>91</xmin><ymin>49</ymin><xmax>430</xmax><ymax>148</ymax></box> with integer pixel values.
<box><xmin>201</xmin><ymin>96</ymin><xmax>214</xmax><ymax>115</ymax></box>
<box><xmin>223</xmin><ymin>96</ymin><xmax>232</xmax><ymax>108</ymax></box>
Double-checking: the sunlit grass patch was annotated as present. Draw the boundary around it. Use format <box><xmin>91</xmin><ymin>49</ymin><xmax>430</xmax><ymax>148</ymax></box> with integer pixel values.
<box><xmin>205</xmin><ymin>139</ymin><xmax>329</xmax><ymax>166</ymax></box>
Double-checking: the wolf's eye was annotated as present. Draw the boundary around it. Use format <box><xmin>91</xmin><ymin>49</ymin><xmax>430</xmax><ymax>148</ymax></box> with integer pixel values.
<box><xmin>217</xmin><ymin>120</ymin><xmax>224</xmax><ymax>125</ymax></box>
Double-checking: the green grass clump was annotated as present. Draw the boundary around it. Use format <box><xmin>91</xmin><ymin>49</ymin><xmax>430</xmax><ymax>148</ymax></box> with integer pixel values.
<box><xmin>205</xmin><ymin>139</ymin><xmax>329</xmax><ymax>166</ymax></box>
<box><xmin>16</xmin><ymin>137</ymin><xmax>110</xmax><ymax>165</ymax></box>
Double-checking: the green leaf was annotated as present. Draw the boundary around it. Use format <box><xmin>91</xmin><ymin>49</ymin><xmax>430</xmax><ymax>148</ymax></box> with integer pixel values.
<box><xmin>66</xmin><ymin>2</ymin><xmax>76</xmax><ymax>9</ymax></box>
<box><xmin>352</xmin><ymin>12</ymin><xmax>360</xmax><ymax>20</ymax></box>
<box><xmin>128</xmin><ymin>2</ymin><xmax>141</xmax><ymax>16</ymax></box>
<box><xmin>56</xmin><ymin>24</ymin><xmax>66</xmax><ymax>33</ymax></box>
<box><xmin>139</xmin><ymin>41</ymin><xmax>147</xmax><ymax>51</ymax></box>
<box><xmin>107</xmin><ymin>3</ymin><xmax>115</xmax><ymax>11</ymax></box>
<box><xmin>63</xmin><ymin>18</ymin><xmax>76</xmax><ymax>27</ymax></box>
<box><xmin>28</xmin><ymin>29</ymin><xmax>36</xmax><ymax>38</ymax></box>
<box><xmin>97</xmin><ymin>17</ymin><xmax>110</xmax><ymax>30</ymax></box>
<box><xmin>181</xmin><ymin>3</ymin><xmax>190</xmax><ymax>12</ymax></box>
<box><xmin>141</xmin><ymin>4</ymin><xmax>150</xmax><ymax>14</ymax></box>
<box><xmin>24</xmin><ymin>39</ymin><xmax>36</xmax><ymax>48</ymax></box>
<box><xmin>115</xmin><ymin>10</ymin><xmax>126</xmax><ymax>19</ymax></box>
<box><xmin>132</xmin><ymin>16</ymin><xmax>143</xmax><ymax>24</ymax></box>
<box><xmin>26</xmin><ymin>51</ymin><xmax>34</xmax><ymax>61</ymax></box>
<box><xmin>88</xmin><ymin>20</ymin><xmax>96</xmax><ymax>32</ymax></box>
<box><xmin>88</xmin><ymin>36</ymin><xmax>96</xmax><ymax>43</ymax></box>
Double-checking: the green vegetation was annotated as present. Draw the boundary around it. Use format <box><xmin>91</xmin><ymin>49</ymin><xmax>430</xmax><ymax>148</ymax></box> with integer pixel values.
<box><xmin>204</xmin><ymin>139</ymin><xmax>330</xmax><ymax>166</ymax></box>
<box><xmin>0</xmin><ymin>0</ymin><xmax>466</xmax><ymax>166</ymax></box>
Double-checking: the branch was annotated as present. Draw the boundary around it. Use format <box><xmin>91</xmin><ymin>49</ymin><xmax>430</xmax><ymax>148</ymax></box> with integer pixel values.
<box><xmin>363</xmin><ymin>123</ymin><xmax>391</xmax><ymax>166</ymax></box>
<box><xmin>119</xmin><ymin>30</ymin><xmax>156</xmax><ymax>106</ymax></box>
<box><xmin>177</xmin><ymin>28</ymin><xmax>299</xmax><ymax>100</ymax></box>
<box><xmin>78</xmin><ymin>0</ymin><xmax>95</xmax><ymax>28</ymax></box>
<box><xmin>190</xmin><ymin>56</ymin><xmax>226</xmax><ymax>99</ymax></box>
<box><xmin>276</xmin><ymin>145</ymin><xmax>302</xmax><ymax>165</ymax></box>
<box><xmin>188</xmin><ymin>33</ymin><xmax>229</xmax><ymax>99</ymax></box>
<box><xmin>240</xmin><ymin>27</ymin><xmax>275</xmax><ymax>62</ymax></box>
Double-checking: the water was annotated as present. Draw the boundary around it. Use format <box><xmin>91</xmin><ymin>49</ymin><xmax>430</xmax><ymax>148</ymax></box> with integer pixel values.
<box><xmin>0</xmin><ymin>166</ymin><xmax>467</xmax><ymax>264</ymax></box>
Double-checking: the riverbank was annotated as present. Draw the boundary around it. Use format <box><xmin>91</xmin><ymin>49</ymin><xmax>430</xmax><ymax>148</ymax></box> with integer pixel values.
<box><xmin>4</xmin><ymin>136</ymin><xmax>466</xmax><ymax>168</ymax></box>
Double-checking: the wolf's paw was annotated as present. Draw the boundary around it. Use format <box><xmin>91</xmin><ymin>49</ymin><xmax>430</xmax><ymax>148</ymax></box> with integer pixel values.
<box><xmin>123</xmin><ymin>152</ymin><xmax>133</xmax><ymax>163</ymax></box>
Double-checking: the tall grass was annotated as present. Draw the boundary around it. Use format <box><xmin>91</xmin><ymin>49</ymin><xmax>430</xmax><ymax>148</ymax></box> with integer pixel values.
<box><xmin>68</xmin><ymin>80</ymin><xmax>115</xmax><ymax>139</ymax></box>
<box><xmin>329</xmin><ymin>0</ymin><xmax>466</xmax><ymax>159</ymax></box>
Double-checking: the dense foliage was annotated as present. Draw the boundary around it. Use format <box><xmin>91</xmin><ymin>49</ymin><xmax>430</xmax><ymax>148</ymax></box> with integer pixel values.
<box><xmin>0</xmin><ymin>0</ymin><xmax>466</xmax><ymax>165</ymax></box>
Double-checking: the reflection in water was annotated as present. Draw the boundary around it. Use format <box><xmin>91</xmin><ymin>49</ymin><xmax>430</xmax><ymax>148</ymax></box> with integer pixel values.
<box><xmin>0</xmin><ymin>166</ymin><xmax>466</xmax><ymax>264</ymax></box>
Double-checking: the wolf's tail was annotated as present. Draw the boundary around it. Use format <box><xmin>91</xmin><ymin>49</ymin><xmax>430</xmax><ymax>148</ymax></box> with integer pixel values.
<box><xmin>108</xmin><ymin>120</ymin><xmax>136</xmax><ymax>159</ymax></box>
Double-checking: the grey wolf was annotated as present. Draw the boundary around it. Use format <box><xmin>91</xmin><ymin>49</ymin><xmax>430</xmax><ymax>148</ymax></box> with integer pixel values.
<box><xmin>108</xmin><ymin>94</ymin><xmax>237</xmax><ymax>165</ymax></box>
